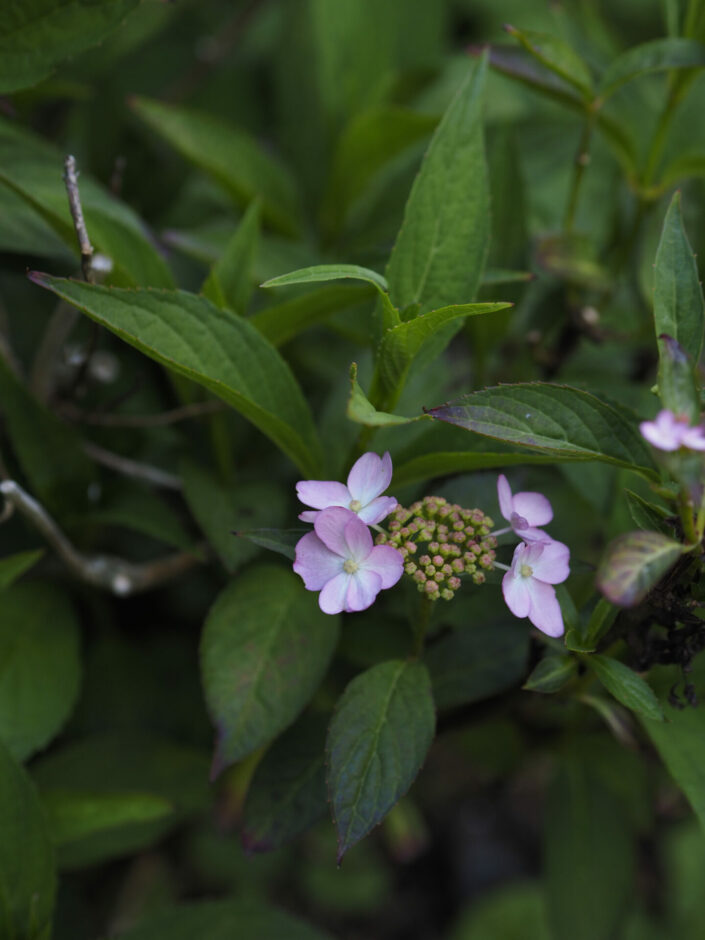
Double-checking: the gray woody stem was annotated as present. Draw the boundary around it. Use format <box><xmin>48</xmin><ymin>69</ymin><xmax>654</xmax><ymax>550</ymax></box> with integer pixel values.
<box><xmin>0</xmin><ymin>479</ymin><xmax>202</xmax><ymax>596</ymax></box>
<box><xmin>63</xmin><ymin>154</ymin><xmax>94</xmax><ymax>283</ymax></box>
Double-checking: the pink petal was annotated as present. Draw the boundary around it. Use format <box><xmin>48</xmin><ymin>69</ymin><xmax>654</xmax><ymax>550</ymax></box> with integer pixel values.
<box><xmin>639</xmin><ymin>420</ymin><xmax>681</xmax><ymax>451</ymax></box>
<box><xmin>345</xmin><ymin>569</ymin><xmax>382</xmax><ymax>612</ymax></box>
<box><xmin>502</xmin><ymin>569</ymin><xmax>531</xmax><ymax>618</ymax></box>
<box><xmin>319</xmin><ymin>572</ymin><xmax>352</xmax><ymax>614</ymax></box>
<box><xmin>298</xmin><ymin>510</ymin><xmax>318</xmax><ymax>523</ymax></box>
<box><xmin>512</xmin><ymin>490</ymin><xmax>553</xmax><ymax>527</ymax></box>
<box><xmin>296</xmin><ymin>479</ymin><xmax>351</xmax><ymax>510</ymax></box>
<box><xmin>314</xmin><ymin>507</ymin><xmax>356</xmax><ymax>555</ymax></box>
<box><xmin>347</xmin><ymin>451</ymin><xmax>392</xmax><ymax>505</ymax></box>
<box><xmin>682</xmin><ymin>426</ymin><xmax>705</xmax><ymax>451</ymax></box>
<box><xmin>342</xmin><ymin>514</ymin><xmax>374</xmax><ymax>561</ymax></box>
<box><xmin>293</xmin><ymin>532</ymin><xmax>343</xmax><ymax>590</ymax></box>
<box><xmin>364</xmin><ymin>545</ymin><xmax>404</xmax><ymax>589</ymax></box>
<box><xmin>357</xmin><ymin>496</ymin><xmax>397</xmax><ymax>525</ymax></box>
<box><xmin>525</xmin><ymin>579</ymin><xmax>564</xmax><ymax>637</ymax></box>
<box><xmin>497</xmin><ymin>474</ymin><xmax>514</xmax><ymax>521</ymax></box>
<box><xmin>513</xmin><ymin>524</ymin><xmax>552</xmax><ymax>543</ymax></box>
<box><xmin>530</xmin><ymin>539</ymin><xmax>570</xmax><ymax>584</ymax></box>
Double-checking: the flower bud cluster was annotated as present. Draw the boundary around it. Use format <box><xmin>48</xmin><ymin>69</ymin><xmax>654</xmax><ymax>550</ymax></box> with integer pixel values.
<box><xmin>375</xmin><ymin>496</ymin><xmax>496</xmax><ymax>601</ymax></box>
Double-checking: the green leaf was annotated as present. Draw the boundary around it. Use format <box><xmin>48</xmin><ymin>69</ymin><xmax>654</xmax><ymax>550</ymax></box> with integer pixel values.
<box><xmin>505</xmin><ymin>25</ymin><xmax>594</xmax><ymax>97</ymax></box>
<box><xmin>0</xmin><ymin>582</ymin><xmax>81</xmax><ymax>761</ymax></box>
<box><xmin>426</xmin><ymin>621</ymin><xmax>529</xmax><ymax>709</ymax></box>
<box><xmin>42</xmin><ymin>790</ymin><xmax>173</xmax><ymax>847</ymax></box>
<box><xmin>657</xmin><ymin>333</ymin><xmax>701</xmax><ymax>425</ymax></box>
<box><xmin>347</xmin><ymin>362</ymin><xmax>429</xmax><ymax>428</ymax></box>
<box><xmin>0</xmin><ymin>740</ymin><xmax>56</xmax><ymax>940</ymax></box>
<box><xmin>377</xmin><ymin>302</ymin><xmax>512</xmax><ymax>401</ymax></box>
<box><xmin>392</xmin><ymin>451</ymin><xmax>558</xmax><ymax>488</ymax></box>
<box><xmin>327</xmin><ymin>659</ymin><xmax>435</xmax><ymax>860</ymax></box>
<box><xmin>481</xmin><ymin>268</ymin><xmax>534</xmax><ymax>286</ymax></box>
<box><xmin>115</xmin><ymin>900</ymin><xmax>332</xmax><ymax>940</ymax></box>
<box><xmin>545</xmin><ymin>750</ymin><xmax>634</xmax><ymax>940</ymax></box>
<box><xmin>251</xmin><ymin>284</ymin><xmax>375</xmax><ymax>347</ymax></box>
<box><xmin>523</xmin><ymin>655</ymin><xmax>577</xmax><ymax>693</ymax></box>
<box><xmin>0</xmin><ymin>550</ymin><xmax>44</xmax><ymax>592</ymax></box>
<box><xmin>596</xmin><ymin>530</ymin><xmax>683</xmax><ymax>607</ymax></box>
<box><xmin>654</xmin><ymin>192</ymin><xmax>705</xmax><ymax>373</ymax></box>
<box><xmin>624</xmin><ymin>489</ymin><xmax>674</xmax><ymax>536</ymax></box>
<box><xmin>33</xmin><ymin>734</ymin><xmax>210</xmax><ymax>868</ymax></box>
<box><xmin>385</xmin><ymin>56</ymin><xmax>490</xmax><ymax>315</ymax></box>
<box><xmin>0</xmin><ymin>0</ymin><xmax>138</xmax><ymax>93</ymax></box>
<box><xmin>131</xmin><ymin>97</ymin><xmax>301</xmax><ymax>236</ymax></box>
<box><xmin>428</xmin><ymin>383</ymin><xmax>657</xmax><ymax>477</ymax></box>
<box><xmin>565</xmin><ymin>597</ymin><xmax>618</xmax><ymax>653</ymax></box>
<box><xmin>182</xmin><ymin>461</ymin><xmax>287</xmax><ymax>572</ymax></box>
<box><xmin>29</xmin><ymin>275</ymin><xmax>323</xmax><ymax>477</ymax></box>
<box><xmin>233</xmin><ymin>528</ymin><xmax>307</xmax><ymax>562</ymax></box>
<box><xmin>202</xmin><ymin>201</ymin><xmax>260</xmax><ymax>314</ymax></box>
<box><xmin>0</xmin><ymin>356</ymin><xmax>97</xmax><ymax>517</ymax></box>
<box><xmin>587</xmin><ymin>655</ymin><xmax>664</xmax><ymax>721</ymax></box>
<box><xmin>599</xmin><ymin>38</ymin><xmax>705</xmax><ymax>99</ymax></box>
<box><xmin>0</xmin><ymin>118</ymin><xmax>173</xmax><ymax>288</ymax></box>
<box><xmin>82</xmin><ymin>487</ymin><xmax>197</xmax><ymax>553</ymax></box>
<box><xmin>202</xmin><ymin>566</ymin><xmax>339</xmax><ymax>774</ymax></box>
<box><xmin>0</xmin><ymin>181</ymin><xmax>71</xmax><ymax>258</ymax></box>
<box><xmin>242</xmin><ymin>714</ymin><xmax>328</xmax><ymax>853</ymax></box>
<box><xmin>450</xmin><ymin>883</ymin><xmax>550</xmax><ymax>940</ymax></box>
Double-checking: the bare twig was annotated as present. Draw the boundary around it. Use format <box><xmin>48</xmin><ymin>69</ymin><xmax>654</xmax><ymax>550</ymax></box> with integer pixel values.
<box><xmin>63</xmin><ymin>155</ymin><xmax>94</xmax><ymax>282</ymax></box>
<box><xmin>82</xmin><ymin>442</ymin><xmax>182</xmax><ymax>491</ymax></box>
<box><xmin>61</xmin><ymin>398</ymin><xmax>225</xmax><ymax>428</ymax></box>
<box><xmin>0</xmin><ymin>479</ymin><xmax>202</xmax><ymax>596</ymax></box>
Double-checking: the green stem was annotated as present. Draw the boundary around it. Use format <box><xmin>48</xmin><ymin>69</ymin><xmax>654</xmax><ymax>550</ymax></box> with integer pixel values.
<box><xmin>563</xmin><ymin>110</ymin><xmax>596</xmax><ymax>233</ymax></box>
<box><xmin>412</xmin><ymin>594</ymin><xmax>433</xmax><ymax>657</ymax></box>
<box><xmin>679</xmin><ymin>489</ymin><xmax>698</xmax><ymax>544</ymax></box>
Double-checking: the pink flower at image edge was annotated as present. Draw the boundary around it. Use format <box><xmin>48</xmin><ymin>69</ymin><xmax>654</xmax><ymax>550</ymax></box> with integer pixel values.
<box><xmin>502</xmin><ymin>539</ymin><xmax>570</xmax><ymax>638</ymax></box>
<box><xmin>296</xmin><ymin>451</ymin><xmax>397</xmax><ymax>524</ymax></box>
<box><xmin>639</xmin><ymin>409</ymin><xmax>705</xmax><ymax>452</ymax></box>
<box><xmin>497</xmin><ymin>473</ymin><xmax>553</xmax><ymax>541</ymax></box>
<box><xmin>294</xmin><ymin>507</ymin><xmax>403</xmax><ymax>614</ymax></box>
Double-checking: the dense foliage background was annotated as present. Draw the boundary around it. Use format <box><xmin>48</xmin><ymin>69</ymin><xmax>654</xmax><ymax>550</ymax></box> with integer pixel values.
<box><xmin>3</xmin><ymin>0</ymin><xmax>705</xmax><ymax>937</ymax></box>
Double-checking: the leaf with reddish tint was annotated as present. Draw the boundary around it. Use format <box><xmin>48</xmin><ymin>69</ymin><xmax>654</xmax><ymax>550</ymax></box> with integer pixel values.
<box><xmin>596</xmin><ymin>531</ymin><xmax>683</xmax><ymax>607</ymax></box>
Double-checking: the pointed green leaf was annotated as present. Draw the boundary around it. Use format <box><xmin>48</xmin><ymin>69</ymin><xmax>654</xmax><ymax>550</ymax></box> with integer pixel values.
<box><xmin>624</xmin><ymin>489</ymin><xmax>674</xmax><ymax>536</ymax></box>
<box><xmin>0</xmin><ymin>582</ymin><xmax>81</xmax><ymax>761</ymax></box>
<box><xmin>599</xmin><ymin>38</ymin><xmax>705</xmax><ymax>99</ymax></box>
<box><xmin>202</xmin><ymin>201</ymin><xmax>260</xmax><ymax>314</ymax></box>
<box><xmin>347</xmin><ymin>363</ymin><xmax>429</xmax><ymax>427</ymax></box>
<box><xmin>202</xmin><ymin>566</ymin><xmax>339</xmax><ymax>774</ymax></box>
<box><xmin>0</xmin><ymin>740</ymin><xmax>56</xmax><ymax>940</ymax></box>
<box><xmin>251</xmin><ymin>284</ymin><xmax>375</xmax><ymax>347</ymax></box>
<box><xmin>0</xmin><ymin>0</ymin><xmax>138</xmax><ymax>93</ymax></box>
<box><xmin>42</xmin><ymin>790</ymin><xmax>173</xmax><ymax>847</ymax></box>
<box><xmin>28</xmin><ymin>275</ymin><xmax>323</xmax><ymax>477</ymax></box>
<box><xmin>0</xmin><ymin>118</ymin><xmax>173</xmax><ymax>288</ymax></box>
<box><xmin>505</xmin><ymin>25</ymin><xmax>594</xmax><ymax>98</ymax></box>
<box><xmin>597</xmin><ymin>530</ymin><xmax>683</xmax><ymax>607</ymax></box>
<box><xmin>657</xmin><ymin>335</ymin><xmax>700</xmax><ymax>422</ymax></box>
<box><xmin>392</xmin><ymin>450</ymin><xmax>558</xmax><ymax>488</ymax></box>
<box><xmin>327</xmin><ymin>660</ymin><xmax>435</xmax><ymax>860</ymax></box>
<box><xmin>428</xmin><ymin>384</ymin><xmax>658</xmax><ymax>477</ymax></box>
<box><xmin>523</xmin><ymin>655</ymin><xmax>577</xmax><ymax>693</ymax></box>
<box><xmin>565</xmin><ymin>597</ymin><xmax>618</xmax><ymax>653</ymax></box>
<box><xmin>233</xmin><ymin>528</ymin><xmax>307</xmax><ymax>562</ymax></box>
<box><xmin>654</xmin><ymin>192</ymin><xmax>705</xmax><ymax>371</ymax></box>
<box><xmin>0</xmin><ymin>550</ymin><xmax>44</xmax><ymax>592</ymax></box>
<box><xmin>587</xmin><ymin>655</ymin><xmax>664</xmax><ymax>721</ymax></box>
<box><xmin>242</xmin><ymin>714</ymin><xmax>328</xmax><ymax>853</ymax></box>
<box><xmin>385</xmin><ymin>56</ymin><xmax>490</xmax><ymax>315</ymax></box>
<box><xmin>131</xmin><ymin>97</ymin><xmax>301</xmax><ymax>235</ymax></box>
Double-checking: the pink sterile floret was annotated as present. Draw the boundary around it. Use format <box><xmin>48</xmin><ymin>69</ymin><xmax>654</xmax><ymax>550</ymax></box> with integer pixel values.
<box><xmin>293</xmin><ymin>506</ymin><xmax>403</xmax><ymax>614</ymax></box>
<box><xmin>639</xmin><ymin>409</ymin><xmax>705</xmax><ymax>452</ymax></box>
<box><xmin>497</xmin><ymin>473</ymin><xmax>553</xmax><ymax>542</ymax></box>
<box><xmin>502</xmin><ymin>539</ymin><xmax>570</xmax><ymax>638</ymax></box>
<box><xmin>296</xmin><ymin>451</ymin><xmax>398</xmax><ymax>524</ymax></box>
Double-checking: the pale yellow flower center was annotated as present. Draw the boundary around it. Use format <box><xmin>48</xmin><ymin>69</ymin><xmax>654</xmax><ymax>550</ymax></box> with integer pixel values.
<box><xmin>349</xmin><ymin>499</ymin><xmax>362</xmax><ymax>512</ymax></box>
<box><xmin>520</xmin><ymin>563</ymin><xmax>533</xmax><ymax>578</ymax></box>
<box><xmin>343</xmin><ymin>559</ymin><xmax>359</xmax><ymax>574</ymax></box>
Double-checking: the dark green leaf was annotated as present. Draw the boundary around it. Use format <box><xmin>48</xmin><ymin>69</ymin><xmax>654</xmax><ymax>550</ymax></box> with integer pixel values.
<box><xmin>588</xmin><ymin>655</ymin><xmax>664</xmax><ymax>721</ymax></box>
<box><xmin>0</xmin><ymin>550</ymin><xmax>44</xmax><ymax>592</ymax></box>
<box><xmin>202</xmin><ymin>200</ymin><xmax>260</xmax><ymax>314</ymax></box>
<box><xmin>233</xmin><ymin>528</ymin><xmax>307</xmax><ymax>562</ymax></box>
<box><xmin>450</xmin><ymin>883</ymin><xmax>549</xmax><ymax>940</ymax></box>
<box><xmin>0</xmin><ymin>0</ymin><xmax>138</xmax><ymax>93</ymax></box>
<box><xmin>565</xmin><ymin>597</ymin><xmax>618</xmax><ymax>653</ymax></box>
<box><xmin>505</xmin><ymin>25</ymin><xmax>594</xmax><ymax>97</ymax></box>
<box><xmin>523</xmin><ymin>655</ymin><xmax>577</xmax><ymax>693</ymax></box>
<box><xmin>29</xmin><ymin>275</ymin><xmax>323</xmax><ymax>477</ymax></box>
<box><xmin>347</xmin><ymin>362</ymin><xmax>428</xmax><ymax>428</ymax></box>
<box><xmin>0</xmin><ymin>581</ymin><xmax>81</xmax><ymax>761</ymax></box>
<box><xmin>657</xmin><ymin>334</ymin><xmax>701</xmax><ymax>422</ymax></box>
<box><xmin>131</xmin><ymin>97</ymin><xmax>301</xmax><ymax>236</ymax></box>
<box><xmin>182</xmin><ymin>461</ymin><xmax>287</xmax><ymax>572</ymax></box>
<box><xmin>599</xmin><ymin>38</ymin><xmax>705</xmax><ymax>99</ymax></box>
<box><xmin>428</xmin><ymin>384</ymin><xmax>657</xmax><ymax>477</ymax></box>
<box><xmin>426</xmin><ymin>620</ymin><xmax>529</xmax><ymax>709</ymax></box>
<box><xmin>115</xmin><ymin>900</ymin><xmax>332</xmax><ymax>940</ymax></box>
<box><xmin>202</xmin><ymin>566</ymin><xmax>339</xmax><ymax>773</ymax></box>
<box><xmin>42</xmin><ymin>790</ymin><xmax>173</xmax><ymax>847</ymax></box>
<box><xmin>596</xmin><ymin>530</ymin><xmax>683</xmax><ymax>607</ymax></box>
<box><xmin>251</xmin><ymin>284</ymin><xmax>375</xmax><ymax>347</ymax></box>
<box><xmin>0</xmin><ymin>740</ymin><xmax>56</xmax><ymax>940</ymax></box>
<box><xmin>242</xmin><ymin>714</ymin><xmax>328</xmax><ymax>853</ymax></box>
<box><xmin>327</xmin><ymin>660</ymin><xmax>435</xmax><ymax>860</ymax></box>
<box><xmin>82</xmin><ymin>487</ymin><xmax>197</xmax><ymax>552</ymax></box>
<box><xmin>0</xmin><ymin>181</ymin><xmax>71</xmax><ymax>258</ymax></box>
<box><xmin>385</xmin><ymin>56</ymin><xmax>490</xmax><ymax>315</ymax></box>
<box><xmin>624</xmin><ymin>489</ymin><xmax>674</xmax><ymax>536</ymax></box>
<box><xmin>653</xmin><ymin>192</ymin><xmax>705</xmax><ymax>373</ymax></box>
<box><xmin>0</xmin><ymin>118</ymin><xmax>173</xmax><ymax>288</ymax></box>
<box><xmin>545</xmin><ymin>750</ymin><xmax>634</xmax><ymax>940</ymax></box>
<box><xmin>392</xmin><ymin>451</ymin><xmax>557</xmax><ymax>488</ymax></box>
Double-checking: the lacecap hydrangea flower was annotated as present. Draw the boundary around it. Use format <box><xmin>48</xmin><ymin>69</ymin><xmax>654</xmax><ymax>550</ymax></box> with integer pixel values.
<box><xmin>501</xmin><ymin>539</ymin><xmax>570</xmax><ymax>638</ymax></box>
<box><xmin>296</xmin><ymin>451</ymin><xmax>397</xmax><ymax>524</ymax></box>
<box><xmin>497</xmin><ymin>473</ymin><xmax>553</xmax><ymax>542</ymax></box>
<box><xmin>640</xmin><ymin>409</ymin><xmax>705</xmax><ymax>452</ymax></box>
